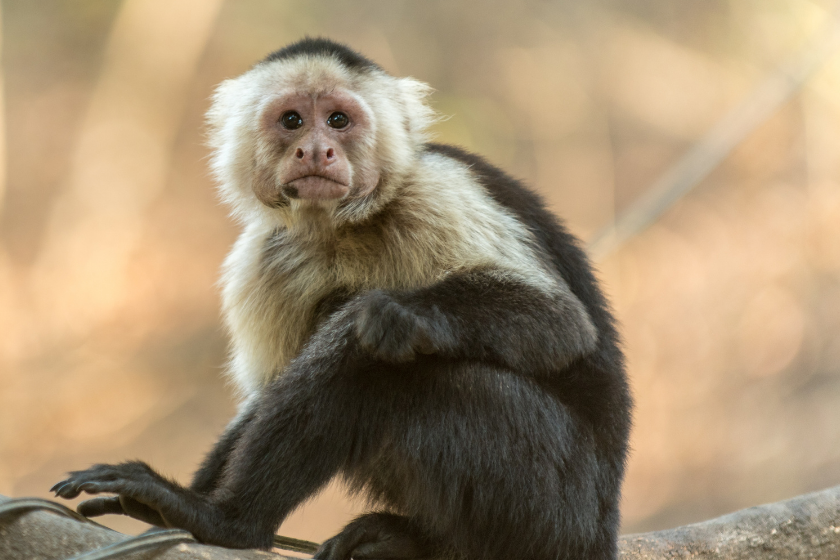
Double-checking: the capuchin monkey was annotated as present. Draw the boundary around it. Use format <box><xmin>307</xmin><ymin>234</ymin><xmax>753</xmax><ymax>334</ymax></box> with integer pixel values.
<box><xmin>52</xmin><ymin>38</ymin><xmax>632</xmax><ymax>560</ymax></box>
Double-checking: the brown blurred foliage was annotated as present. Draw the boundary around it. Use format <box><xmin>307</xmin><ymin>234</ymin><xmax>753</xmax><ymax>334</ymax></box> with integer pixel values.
<box><xmin>0</xmin><ymin>0</ymin><xmax>839</xmax><ymax>542</ymax></box>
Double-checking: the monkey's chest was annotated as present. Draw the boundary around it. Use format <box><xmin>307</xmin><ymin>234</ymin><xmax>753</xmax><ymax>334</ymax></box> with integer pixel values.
<box><xmin>225</xmin><ymin>236</ymin><xmax>438</xmax><ymax>394</ymax></box>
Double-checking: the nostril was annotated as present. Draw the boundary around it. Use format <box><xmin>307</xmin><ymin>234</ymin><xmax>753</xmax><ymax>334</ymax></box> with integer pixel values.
<box><xmin>326</xmin><ymin>148</ymin><xmax>335</xmax><ymax>160</ymax></box>
<box><xmin>295</xmin><ymin>148</ymin><xmax>305</xmax><ymax>159</ymax></box>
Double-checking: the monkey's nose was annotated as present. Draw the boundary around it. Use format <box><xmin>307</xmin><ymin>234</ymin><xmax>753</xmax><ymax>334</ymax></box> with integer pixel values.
<box><xmin>294</xmin><ymin>145</ymin><xmax>336</xmax><ymax>166</ymax></box>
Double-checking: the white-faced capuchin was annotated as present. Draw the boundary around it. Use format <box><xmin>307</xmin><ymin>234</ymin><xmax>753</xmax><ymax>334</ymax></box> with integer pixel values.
<box><xmin>53</xmin><ymin>38</ymin><xmax>632</xmax><ymax>560</ymax></box>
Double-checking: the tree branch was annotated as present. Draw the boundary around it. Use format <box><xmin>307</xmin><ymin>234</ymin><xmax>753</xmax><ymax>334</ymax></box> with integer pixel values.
<box><xmin>618</xmin><ymin>485</ymin><xmax>840</xmax><ymax>559</ymax></box>
<box><xmin>1</xmin><ymin>487</ymin><xmax>838</xmax><ymax>559</ymax></box>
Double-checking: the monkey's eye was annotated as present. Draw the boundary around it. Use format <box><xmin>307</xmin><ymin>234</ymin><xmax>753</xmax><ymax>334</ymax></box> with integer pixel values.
<box><xmin>280</xmin><ymin>111</ymin><xmax>303</xmax><ymax>130</ymax></box>
<box><xmin>327</xmin><ymin>112</ymin><xmax>350</xmax><ymax>129</ymax></box>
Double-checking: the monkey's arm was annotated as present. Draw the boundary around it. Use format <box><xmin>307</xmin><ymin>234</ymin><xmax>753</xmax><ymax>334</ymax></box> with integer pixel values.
<box><xmin>74</xmin><ymin>405</ymin><xmax>257</xmax><ymax>525</ymax></box>
<box><xmin>51</xmin><ymin>321</ymin><xmax>367</xmax><ymax>549</ymax></box>
<box><xmin>189</xmin><ymin>405</ymin><xmax>257</xmax><ymax>493</ymax></box>
<box><xmin>353</xmin><ymin>267</ymin><xmax>598</xmax><ymax>374</ymax></box>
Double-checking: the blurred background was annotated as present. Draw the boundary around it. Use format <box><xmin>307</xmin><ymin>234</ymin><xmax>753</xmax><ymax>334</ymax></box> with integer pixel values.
<box><xmin>1</xmin><ymin>0</ymin><xmax>839</xmax><ymax>544</ymax></box>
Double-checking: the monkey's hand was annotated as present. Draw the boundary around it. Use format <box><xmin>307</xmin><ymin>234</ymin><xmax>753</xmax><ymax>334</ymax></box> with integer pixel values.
<box><xmin>74</xmin><ymin>495</ymin><xmax>167</xmax><ymax>527</ymax></box>
<box><xmin>353</xmin><ymin>290</ymin><xmax>455</xmax><ymax>363</ymax></box>
<box><xmin>50</xmin><ymin>461</ymin><xmax>203</xmax><ymax>529</ymax></box>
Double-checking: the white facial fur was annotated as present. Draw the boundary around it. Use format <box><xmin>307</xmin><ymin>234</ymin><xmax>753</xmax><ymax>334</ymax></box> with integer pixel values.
<box><xmin>207</xmin><ymin>55</ymin><xmax>436</xmax><ymax>229</ymax></box>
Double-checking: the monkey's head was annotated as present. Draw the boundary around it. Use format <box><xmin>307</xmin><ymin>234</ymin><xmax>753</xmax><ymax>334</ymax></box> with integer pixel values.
<box><xmin>207</xmin><ymin>38</ymin><xmax>436</xmax><ymax>227</ymax></box>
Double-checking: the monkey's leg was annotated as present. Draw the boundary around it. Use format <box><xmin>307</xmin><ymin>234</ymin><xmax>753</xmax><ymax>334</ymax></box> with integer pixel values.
<box><xmin>353</xmin><ymin>268</ymin><xmax>598</xmax><ymax>374</ymax></box>
<box><xmin>315</xmin><ymin>513</ymin><xmax>433</xmax><ymax>560</ymax></box>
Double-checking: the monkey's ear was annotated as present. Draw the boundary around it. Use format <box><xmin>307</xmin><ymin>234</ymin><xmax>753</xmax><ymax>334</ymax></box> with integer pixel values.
<box><xmin>206</xmin><ymin>79</ymin><xmax>247</xmax><ymax>142</ymax></box>
<box><xmin>397</xmin><ymin>77</ymin><xmax>438</xmax><ymax>138</ymax></box>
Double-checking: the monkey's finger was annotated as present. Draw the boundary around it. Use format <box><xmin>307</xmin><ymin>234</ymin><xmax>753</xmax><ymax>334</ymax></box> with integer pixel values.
<box><xmin>78</xmin><ymin>497</ymin><xmax>125</xmax><ymax>517</ymax></box>
<box><xmin>49</xmin><ymin>480</ymin><xmax>65</xmax><ymax>493</ymax></box>
<box><xmin>78</xmin><ymin>482</ymin><xmax>109</xmax><ymax>494</ymax></box>
<box><xmin>52</xmin><ymin>481</ymin><xmax>82</xmax><ymax>499</ymax></box>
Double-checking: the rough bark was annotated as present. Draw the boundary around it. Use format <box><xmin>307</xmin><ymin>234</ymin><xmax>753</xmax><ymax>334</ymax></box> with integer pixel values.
<box><xmin>1</xmin><ymin>487</ymin><xmax>839</xmax><ymax>559</ymax></box>
<box><xmin>0</xmin><ymin>496</ymin><xmax>291</xmax><ymax>560</ymax></box>
<box><xmin>619</xmin><ymin>485</ymin><xmax>840</xmax><ymax>559</ymax></box>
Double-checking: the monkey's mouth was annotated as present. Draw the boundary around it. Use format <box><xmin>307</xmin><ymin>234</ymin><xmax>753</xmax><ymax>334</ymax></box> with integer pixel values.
<box><xmin>283</xmin><ymin>175</ymin><xmax>349</xmax><ymax>201</ymax></box>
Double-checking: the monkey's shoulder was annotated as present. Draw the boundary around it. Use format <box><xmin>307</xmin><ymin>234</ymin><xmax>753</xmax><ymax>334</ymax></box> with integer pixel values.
<box><xmin>417</xmin><ymin>143</ymin><xmax>592</xmax><ymax>278</ymax></box>
<box><xmin>420</xmin><ymin>143</ymin><xmax>617</xmax><ymax>339</ymax></box>
<box><xmin>421</xmin><ymin>142</ymin><xmax>565</xmax><ymax>240</ymax></box>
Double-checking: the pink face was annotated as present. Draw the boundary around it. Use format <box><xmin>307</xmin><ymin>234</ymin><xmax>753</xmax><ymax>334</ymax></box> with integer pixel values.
<box><xmin>256</xmin><ymin>89</ymin><xmax>379</xmax><ymax>207</ymax></box>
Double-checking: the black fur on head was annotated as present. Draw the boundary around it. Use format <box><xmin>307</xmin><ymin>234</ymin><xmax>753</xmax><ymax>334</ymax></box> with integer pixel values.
<box><xmin>261</xmin><ymin>37</ymin><xmax>381</xmax><ymax>71</ymax></box>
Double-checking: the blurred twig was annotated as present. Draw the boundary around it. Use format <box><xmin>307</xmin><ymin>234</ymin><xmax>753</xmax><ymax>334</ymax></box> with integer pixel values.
<box><xmin>588</xmin><ymin>6</ymin><xmax>840</xmax><ymax>260</ymax></box>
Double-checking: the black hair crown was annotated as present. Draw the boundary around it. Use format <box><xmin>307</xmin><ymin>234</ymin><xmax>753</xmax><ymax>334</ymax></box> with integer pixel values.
<box><xmin>262</xmin><ymin>37</ymin><xmax>381</xmax><ymax>72</ymax></box>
